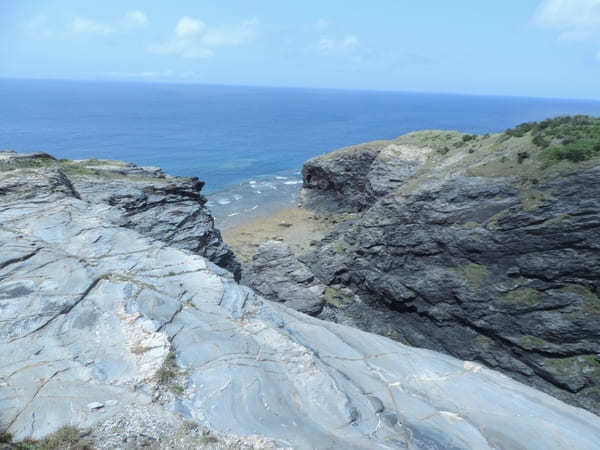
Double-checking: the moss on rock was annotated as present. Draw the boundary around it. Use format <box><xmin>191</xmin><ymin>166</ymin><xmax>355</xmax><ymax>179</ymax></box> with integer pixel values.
<box><xmin>501</xmin><ymin>288</ymin><xmax>540</xmax><ymax>307</ymax></box>
<box><xmin>456</xmin><ymin>263</ymin><xmax>489</xmax><ymax>290</ymax></box>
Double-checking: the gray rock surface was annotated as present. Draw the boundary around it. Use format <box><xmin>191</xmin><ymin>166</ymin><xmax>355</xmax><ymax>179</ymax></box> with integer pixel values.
<box><xmin>2</xmin><ymin>154</ymin><xmax>600</xmax><ymax>448</ymax></box>
<box><xmin>243</xmin><ymin>240</ymin><xmax>325</xmax><ymax>315</ymax></box>
<box><xmin>299</xmin><ymin>128</ymin><xmax>600</xmax><ymax>414</ymax></box>
<box><xmin>0</xmin><ymin>152</ymin><xmax>240</xmax><ymax>280</ymax></box>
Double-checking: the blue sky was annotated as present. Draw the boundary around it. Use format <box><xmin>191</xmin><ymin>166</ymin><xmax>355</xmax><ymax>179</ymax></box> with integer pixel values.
<box><xmin>1</xmin><ymin>0</ymin><xmax>600</xmax><ymax>99</ymax></box>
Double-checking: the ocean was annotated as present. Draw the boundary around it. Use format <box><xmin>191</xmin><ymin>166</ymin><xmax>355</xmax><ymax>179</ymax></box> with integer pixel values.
<box><xmin>3</xmin><ymin>79</ymin><xmax>600</xmax><ymax>191</ymax></box>
<box><xmin>3</xmin><ymin>78</ymin><xmax>600</xmax><ymax>226</ymax></box>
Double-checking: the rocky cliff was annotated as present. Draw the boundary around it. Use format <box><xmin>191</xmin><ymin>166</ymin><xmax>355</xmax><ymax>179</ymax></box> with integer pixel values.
<box><xmin>0</xmin><ymin>152</ymin><xmax>240</xmax><ymax>280</ymax></box>
<box><xmin>2</xmin><ymin>149</ymin><xmax>600</xmax><ymax>448</ymax></box>
<box><xmin>293</xmin><ymin>116</ymin><xmax>600</xmax><ymax>415</ymax></box>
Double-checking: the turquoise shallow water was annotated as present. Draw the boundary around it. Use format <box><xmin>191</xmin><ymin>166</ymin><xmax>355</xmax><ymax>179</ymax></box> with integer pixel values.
<box><xmin>2</xmin><ymin>78</ymin><xmax>600</xmax><ymax>192</ymax></box>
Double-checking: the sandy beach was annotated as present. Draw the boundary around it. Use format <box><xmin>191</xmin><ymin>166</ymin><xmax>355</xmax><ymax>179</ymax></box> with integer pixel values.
<box><xmin>221</xmin><ymin>206</ymin><xmax>336</xmax><ymax>262</ymax></box>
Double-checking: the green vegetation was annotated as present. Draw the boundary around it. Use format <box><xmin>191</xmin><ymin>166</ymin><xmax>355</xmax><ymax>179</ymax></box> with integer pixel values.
<box><xmin>520</xmin><ymin>189</ymin><xmax>551</xmax><ymax>211</ymax></box>
<box><xmin>501</xmin><ymin>288</ymin><xmax>540</xmax><ymax>307</ymax></box>
<box><xmin>155</xmin><ymin>351</ymin><xmax>177</xmax><ymax>384</ymax></box>
<box><xmin>562</xmin><ymin>285</ymin><xmax>600</xmax><ymax>318</ymax></box>
<box><xmin>201</xmin><ymin>435</ymin><xmax>219</xmax><ymax>444</ymax></box>
<box><xmin>519</xmin><ymin>335</ymin><xmax>548</xmax><ymax>350</ymax></box>
<box><xmin>1</xmin><ymin>430</ymin><xmax>12</xmax><ymax>444</ymax></box>
<box><xmin>324</xmin><ymin>286</ymin><xmax>354</xmax><ymax>308</ymax></box>
<box><xmin>1</xmin><ymin>426</ymin><xmax>91</xmax><ymax>450</ymax></box>
<box><xmin>154</xmin><ymin>351</ymin><xmax>187</xmax><ymax>396</ymax></box>
<box><xmin>474</xmin><ymin>335</ymin><xmax>494</xmax><ymax>351</ymax></box>
<box><xmin>0</xmin><ymin>154</ymin><xmax>163</xmax><ymax>182</ymax></box>
<box><xmin>456</xmin><ymin>263</ymin><xmax>489</xmax><ymax>290</ymax></box>
<box><xmin>517</xmin><ymin>151</ymin><xmax>529</xmax><ymax>164</ymax></box>
<box><xmin>507</xmin><ymin>116</ymin><xmax>600</xmax><ymax>165</ymax></box>
<box><xmin>543</xmin><ymin>213</ymin><xmax>570</xmax><ymax>226</ymax></box>
<box><xmin>170</xmin><ymin>383</ymin><xmax>185</xmax><ymax>395</ymax></box>
<box><xmin>544</xmin><ymin>355</ymin><xmax>600</xmax><ymax>378</ymax></box>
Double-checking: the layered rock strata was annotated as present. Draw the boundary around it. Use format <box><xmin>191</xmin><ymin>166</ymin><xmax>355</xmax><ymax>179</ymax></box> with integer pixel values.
<box><xmin>295</xmin><ymin>121</ymin><xmax>600</xmax><ymax>414</ymax></box>
<box><xmin>2</xmin><ymin>151</ymin><xmax>600</xmax><ymax>448</ymax></box>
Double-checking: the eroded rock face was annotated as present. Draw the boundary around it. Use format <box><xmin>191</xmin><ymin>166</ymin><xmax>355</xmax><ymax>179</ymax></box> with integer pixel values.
<box><xmin>0</xmin><ymin>152</ymin><xmax>241</xmax><ymax>280</ymax></box>
<box><xmin>243</xmin><ymin>240</ymin><xmax>325</xmax><ymax>315</ymax></box>
<box><xmin>300</xmin><ymin>129</ymin><xmax>600</xmax><ymax>414</ymax></box>
<box><xmin>2</xmin><ymin>155</ymin><xmax>600</xmax><ymax>448</ymax></box>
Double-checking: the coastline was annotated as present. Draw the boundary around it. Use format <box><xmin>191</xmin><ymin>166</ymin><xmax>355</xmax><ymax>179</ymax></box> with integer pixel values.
<box><xmin>205</xmin><ymin>168</ymin><xmax>303</xmax><ymax>231</ymax></box>
<box><xmin>208</xmin><ymin>170</ymin><xmax>356</xmax><ymax>264</ymax></box>
<box><xmin>221</xmin><ymin>206</ymin><xmax>335</xmax><ymax>263</ymax></box>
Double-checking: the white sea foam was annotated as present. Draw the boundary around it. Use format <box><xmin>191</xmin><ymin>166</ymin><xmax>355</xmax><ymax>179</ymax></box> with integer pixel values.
<box><xmin>217</xmin><ymin>198</ymin><xmax>231</xmax><ymax>205</ymax></box>
<box><xmin>249</xmin><ymin>180</ymin><xmax>256</xmax><ymax>184</ymax></box>
<box><xmin>228</xmin><ymin>212</ymin><xmax>240</xmax><ymax>217</ymax></box>
<box><xmin>250</xmin><ymin>205</ymin><xmax>258</xmax><ymax>210</ymax></box>
<box><xmin>284</xmin><ymin>180</ymin><xmax>302</xmax><ymax>185</ymax></box>
<box><xmin>275</xmin><ymin>176</ymin><xmax>288</xmax><ymax>180</ymax></box>
<box><xmin>233</xmin><ymin>194</ymin><xmax>243</xmax><ymax>200</ymax></box>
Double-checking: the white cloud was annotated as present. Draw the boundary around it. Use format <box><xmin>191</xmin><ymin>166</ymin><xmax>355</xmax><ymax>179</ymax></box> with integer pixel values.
<box><xmin>71</xmin><ymin>17</ymin><xmax>114</xmax><ymax>35</ymax></box>
<box><xmin>175</xmin><ymin>16</ymin><xmax>205</xmax><ymax>37</ymax></box>
<box><xmin>534</xmin><ymin>0</ymin><xmax>600</xmax><ymax>57</ymax></box>
<box><xmin>534</xmin><ymin>0</ymin><xmax>600</xmax><ymax>30</ymax></box>
<box><xmin>123</xmin><ymin>10</ymin><xmax>148</xmax><ymax>28</ymax></box>
<box><xmin>152</xmin><ymin>40</ymin><xmax>215</xmax><ymax>59</ymax></box>
<box><xmin>201</xmin><ymin>19</ymin><xmax>258</xmax><ymax>46</ymax></box>
<box><xmin>317</xmin><ymin>35</ymin><xmax>360</xmax><ymax>54</ymax></box>
<box><xmin>151</xmin><ymin>17</ymin><xmax>258</xmax><ymax>59</ymax></box>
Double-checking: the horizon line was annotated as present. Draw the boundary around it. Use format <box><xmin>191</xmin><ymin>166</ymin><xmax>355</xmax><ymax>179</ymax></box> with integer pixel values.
<box><xmin>2</xmin><ymin>75</ymin><xmax>600</xmax><ymax>104</ymax></box>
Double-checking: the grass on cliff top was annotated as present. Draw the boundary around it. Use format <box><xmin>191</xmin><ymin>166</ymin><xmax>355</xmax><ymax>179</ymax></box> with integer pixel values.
<box><xmin>0</xmin><ymin>426</ymin><xmax>91</xmax><ymax>450</ymax></box>
<box><xmin>0</xmin><ymin>154</ymin><xmax>168</xmax><ymax>183</ymax></box>
<box><xmin>391</xmin><ymin>115</ymin><xmax>600</xmax><ymax>197</ymax></box>
<box><xmin>0</xmin><ymin>155</ymin><xmax>114</xmax><ymax>175</ymax></box>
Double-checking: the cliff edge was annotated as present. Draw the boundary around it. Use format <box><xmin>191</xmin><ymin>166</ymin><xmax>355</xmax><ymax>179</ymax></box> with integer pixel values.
<box><xmin>2</xmin><ymin>148</ymin><xmax>600</xmax><ymax>448</ymax></box>
<box><xmin>293</xmin><ymin>116</ymin><xmax>600</xmax><ymax>414</ymax></box>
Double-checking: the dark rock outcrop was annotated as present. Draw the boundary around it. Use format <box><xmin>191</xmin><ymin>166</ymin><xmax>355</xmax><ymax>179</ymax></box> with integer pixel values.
<box><xmin>297</xmin><ymin>123</ymin><xmax>600</xmax><ymax>414</ymax></box>
<box><xmin>243</xmin><ymin>240</ymin><xmax>325</xmax><ymax>315</ymax></box>
<box><xmin>0</xmin><ymin>152</ymin><xmax>240</xmax><ymax>280</ymax></box>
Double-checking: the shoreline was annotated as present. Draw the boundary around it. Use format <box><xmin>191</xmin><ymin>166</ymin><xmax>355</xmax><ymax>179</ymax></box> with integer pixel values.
<box><xmin>221</xmin><ymin>206</ymin><xmax>335</xmax><ymax>263</ymax></box>
<box><xmin>205</xmin><ymin>168</ymin><xmax>303</xmax><ymax>231</ymax></box>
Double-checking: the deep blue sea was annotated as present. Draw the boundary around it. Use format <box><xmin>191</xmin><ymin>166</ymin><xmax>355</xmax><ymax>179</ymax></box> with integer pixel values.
<box><xmin>2</xmin><ymin>78</ymin><xmax>600</xmax><ymax>192</ymax></box>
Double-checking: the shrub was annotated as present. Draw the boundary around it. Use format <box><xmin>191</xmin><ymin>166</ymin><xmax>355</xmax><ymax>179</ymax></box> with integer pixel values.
<box><xmin>156</xmin><ymin>351</ymin><xmax>177</xmax><ymax>385</ymax></box>
<box><xmin>532</xmin><ymin>135</ymin><xmax>549</xmax><ymax>148</ymax></box>
<box><xmin>517</xmin><ymin>152</ymin><xmax>530</xmax><ymax>164</ymax></box>
<box><xmin>38</xmin><ymin>426</ymin><xmax>90</xmax><ymax>450</ymax></box>
<box><xmin>7</xmin><ymin>426</ymin><xmax>92</xmax><ymax>450</ymax></box>
<box><xmin>462</xmin><ymin>134</ymin><xmax>475</xmax><ymax>142</ymax></box>
<box><xmin>0</xmin><ymin>430</ymin><xmax>12</xmax><ymax>443</ymax></box>
<box><xmin>506</xmin><ymin>122</ymin><xmax>534</xmax><ymax>137</ymax></box>
<box><xmin>170</xmin><ymin>384</ymin><xmax>185</xmax><ymax>395</ymax></box>
<box><xmin>544</xmin><ymin>144</ymin><xmax>594</xmax><ymax>163</ymax></box>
